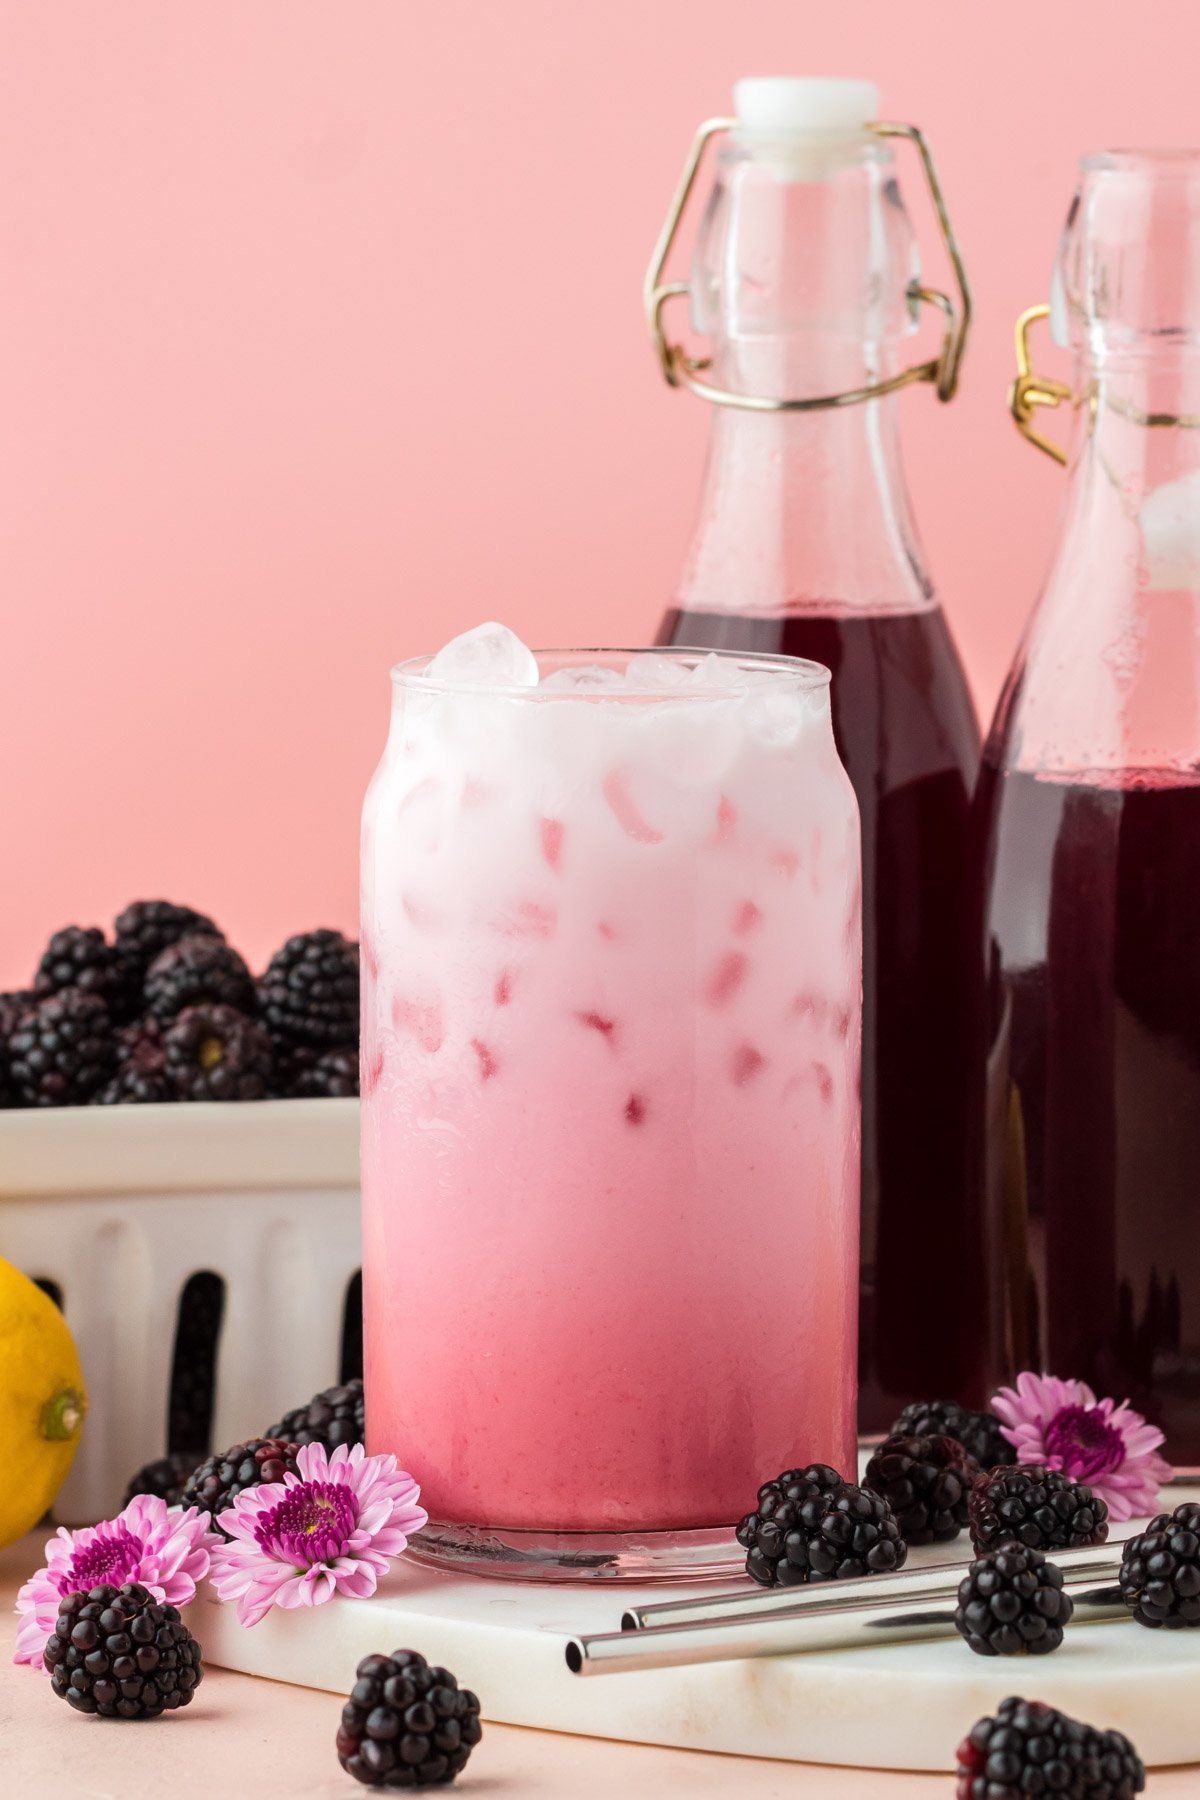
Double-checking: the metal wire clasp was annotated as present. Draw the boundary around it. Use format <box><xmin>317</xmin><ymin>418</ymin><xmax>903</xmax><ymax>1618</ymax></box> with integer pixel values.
<box><xmin>644</xmin><ymin>118</ymin><xmax>972</xmax><ymax>413</ymax></box>
<box><xmin>1009</xmin><ymin>304</ymin><xmax>1071</xmax><ymax>464</ymax></box>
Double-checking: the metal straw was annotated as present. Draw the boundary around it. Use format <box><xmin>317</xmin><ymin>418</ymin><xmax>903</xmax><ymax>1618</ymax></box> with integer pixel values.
<box><xmin>566</xmin><ymin>1564</ymin><xmax>1126</xmax><ymax>1676</ymax></box>
<box><xmin>621</xmin><ymin>1540</ymin><xmax>1123</xmax><ymax>1633</ymax></box>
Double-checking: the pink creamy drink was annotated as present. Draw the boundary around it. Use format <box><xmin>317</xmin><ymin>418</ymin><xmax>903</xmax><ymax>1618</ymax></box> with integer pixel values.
<box><xmin>361</xmin><ymin>628</ymin><xmax>861</xmax><ymax>1577</ymax></box>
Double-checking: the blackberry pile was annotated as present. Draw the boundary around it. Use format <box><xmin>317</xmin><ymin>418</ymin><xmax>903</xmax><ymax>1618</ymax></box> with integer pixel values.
<box><xmin>954</xmin><ymin>1546</ymin><xmax>1074</xmax><ymax>1657</ymax></box>
<box><xmin>968</xmin><ymin>1464</ymin><xmax>1109</xmax><ymax>1556</ymax></box>
<box><xmin>1119</xmin><ymin>1500</ymin><xmax>1200</xmax><ymax>1629</ymax></box>
<box><xmin>182</xmin><ymin>1437</ymin><xmax>302</xmax><ymax>1531</ymax></box>
<box><xmin>890</xmin><ymin>1398</ymin><xmax>1015</xmax><ymax>1472</ymax></box>
<box><xmin>43</xmin><ymin>1583</ymin><xmax>203</xmax><ymax>1718</ymax></box>
<box><xmin>0</xmin><ymin>904</ymin><xmax>360</xmax><ymax>1106</ymax></box>
<box><xmin>268</xmin><ymin>1378</ymin><xmax>366</xmax><ymax>1452</ymax></box>
<box><xmin>864</xmin><ymin>1434</ymin><xmax>979</xmax><ymax>1545</ymax></box>
<box><xmin>956</xmin><ymin>1697</ymin><xmax>1144</xmax><ymax>1799</ymax></box>
<box><xmin>737</xmin><ymin>1468</ymin><xmax>907</xmax><ymax>1588</ymax></box>
<box><xmin>337</xmin><ymin>1650</ymin><xmax>482</xmax><ymax>1787</ymax></box>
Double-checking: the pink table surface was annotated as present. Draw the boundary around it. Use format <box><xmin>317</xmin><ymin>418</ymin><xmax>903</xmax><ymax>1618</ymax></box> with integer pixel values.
<box><xmin>3</xmin><ymin>1537</ymin><xmax>1197</xmax><ymax>1799</ymax></box>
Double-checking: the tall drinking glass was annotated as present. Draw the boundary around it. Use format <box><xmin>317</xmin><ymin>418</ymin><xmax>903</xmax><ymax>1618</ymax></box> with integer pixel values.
<box><xmin>361</xmin><ymin>641</ymin><xmax>862</xmax><ymax>1579</ymax></box>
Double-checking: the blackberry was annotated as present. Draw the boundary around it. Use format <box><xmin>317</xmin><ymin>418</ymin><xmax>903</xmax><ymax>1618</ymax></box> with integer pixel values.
<box><xmin>864</xmin><ymin>1434</ymin><xmax>979</xmax><ymax>1546</ymax></box>
<box><xmin>268</xmin><ymin>1378</ymin><xmax>366</xmax><ymax>1451</ymax></box>
<box><xmin>43</xmin><ymin>1583</ymin><xmax>203</xmax><ymax>1718</ymax></box>
<box><xmin>181</xmin><ymin>1437</ymin><xmax>302</xmax><ymax>1533</ymax></box>
<box><xmin>737</xmin><ymin>1476</ymin><xmax>906</xmax><ymax>1588</ymax></box>
<box><xmin>122</xmin><ymin>1451</ymin><xmax>201</xmax><ymax>1509</ymax></box>
<box><xmin>0</xmin><ymin>991</ymin><xmax>30</xmax><ymax>1108</ymax></box>
<box><xmin>969</xmin><ymin>1465</ymin><xmax>1109</xmax><ymax>1557</ymax></box>
<box><xmin>114</xmin><ymin>900</ymin><xmax>223</xmax><ymax>972</ymax></box>
<box><xmin>336</xmin><ymin>1649</ymin><xmax>482</xmax><ymax>1787</ymax></box>
<box><xmin>956</xmin><ymin>1696</ymin><xmax>1145</xmax><ymax>1799</ymax></box>
<box><xmin>7</xmin><ymin>989</ymin><xmax>116</xmax><ymax>1106</ymax></box>
<box><xmin>955</xmin><ymin>1545</ymin><xmax>1074</xmax><ymax>1657</ymax></box>
<box><xmin>1119</xmin><ymin>1500</ymin><xmax>1200</xmax><ymax>1629</ymax></box>
<box><xmin>891</xmin><ymin>1398</ymin><xmax>1015</xmax><ymax>1471</ymax></box>
<box><xmin>94</xmin><ymin>1019</ymin><xmax>174</xmax><ymax>1105</ymax></box>
<box><xmin>33</xmin><ymin>925</ymin><xmax>141</xmax><ymax>1021</ymax></box>
<box><xmin>163</xmin><ymin>1004</ymin><xmax>274</xmax><ymax>1101</ymax></box>
<box><xmin>144</xmin><ymin>935</ymin><xmax>255</xmax><ymax>1024</ymax></box>
<box><xmin>258</xmin><ymin>928</ymin><xmax>359</xmax><ymax>1052</ymax></box>
<box><xmin>291</xmin><ymin>1044</ymin><xmax>359</xmax><ymax>1098</ymax></box>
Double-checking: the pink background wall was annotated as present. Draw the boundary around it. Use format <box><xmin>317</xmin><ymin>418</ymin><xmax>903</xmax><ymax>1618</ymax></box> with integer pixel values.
<box><xmin>1</xmin><ymin>2</ymin><xmax>1195</xmax><ymax>986</ymax></box>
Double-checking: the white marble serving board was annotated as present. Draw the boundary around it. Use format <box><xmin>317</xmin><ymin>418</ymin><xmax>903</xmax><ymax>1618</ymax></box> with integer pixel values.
<box><xmin>190</xmin><ymin>1486</ymin><xmax>1200</xmax><ymax>1772</ymax></box>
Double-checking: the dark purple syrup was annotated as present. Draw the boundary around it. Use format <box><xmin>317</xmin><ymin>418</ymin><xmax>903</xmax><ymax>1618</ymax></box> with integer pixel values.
<box><xmin>660</xmin><ymin>606</ymin><xmax>983</xmax><ymax>1428</ymax></box>
<box><xmin>972</xmin><ymin>761</ymin><xmax>1200</xmax><ymax>1467</ymax></box>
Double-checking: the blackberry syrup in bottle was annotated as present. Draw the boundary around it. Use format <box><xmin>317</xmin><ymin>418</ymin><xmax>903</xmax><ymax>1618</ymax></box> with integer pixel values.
<box><xmin>648</xmin><ymin>80</ymin><xmax>982</xmax><ymax>1429</ymax></box>
<box><xmin>974</xmin><ymin>152</ymin><xmax>1200</xmax><ymax>1468</ymax></box>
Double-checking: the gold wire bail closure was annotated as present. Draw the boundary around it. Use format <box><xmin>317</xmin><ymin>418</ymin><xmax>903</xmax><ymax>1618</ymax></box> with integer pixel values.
<box><xmin>643</xmin><ymin>117</ymin><xmax>972</xmax><ymax>412</ymax></box>
<box><xmin>1009</xmin><ymin>304</ymin><xmax>1071</xmax><ymax>464</ymax></box>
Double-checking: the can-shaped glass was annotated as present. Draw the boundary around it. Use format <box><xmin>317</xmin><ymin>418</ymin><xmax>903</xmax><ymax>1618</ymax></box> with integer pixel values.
<box><xmin>361</xmin><ymin>645</ymin><xmax>862</xmax><ymax>1580</ymax></box>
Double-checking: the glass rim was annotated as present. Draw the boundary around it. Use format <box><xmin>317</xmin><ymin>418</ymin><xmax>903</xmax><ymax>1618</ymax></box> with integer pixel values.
<box><xmin>391</xmin><ymin>644</ymin><xmax>832</xmax><ymax>700</ymax></box>
<box><xmin>1080</xmin><ymin>148</ymin><xmax>1200</xmax><ymax>177</ymax></box>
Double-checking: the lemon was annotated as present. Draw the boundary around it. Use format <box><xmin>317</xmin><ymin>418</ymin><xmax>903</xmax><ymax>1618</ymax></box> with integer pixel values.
<box><xmin>0</xmin><ymin>1257</ymin><xmax>88</xmax><ymax>1547</ymax></box>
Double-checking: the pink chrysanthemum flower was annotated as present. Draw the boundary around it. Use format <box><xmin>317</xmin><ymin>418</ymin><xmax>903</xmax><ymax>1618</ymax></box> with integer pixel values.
<box><xmin>14</xmin><ymin>1496</ymin><xmax>219</xmax><ymax>1669</ymax></box>
<box><xmin>991</xmin><ymin>1371</ymin><xmax>1174</xmax><ymax>1520</ymax></box>
<box><xmin>208</xmin><ymin>1441</ymin><xmax>427</xmax><ymax>1627</ymax></box>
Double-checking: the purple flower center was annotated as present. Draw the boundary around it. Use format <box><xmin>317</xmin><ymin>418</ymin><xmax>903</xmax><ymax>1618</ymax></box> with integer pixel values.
<box><xmin>1045</xmin><ymin>1404</ymin><xmax>1126</xmax><ymax>1481</ymax></box>
<box><xmin>60</xmin><ymin>1524</ymin><xmax>146</xmax><ymax>1595</ymax></box>
<box><xmin>255</xmin><ymin>1479</ymin><xmax>357</xmax><ymax>1565</ymax></box>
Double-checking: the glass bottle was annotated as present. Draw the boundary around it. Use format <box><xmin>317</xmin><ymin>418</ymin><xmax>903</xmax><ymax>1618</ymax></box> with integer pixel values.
<box><xmin>649</xmin><ymin>79</ymin><xmax>981</xmax><ymax>1429</ymax></box>
<box><xmin>975</xmin><ymin>151</ymin><xmax>1200</xmax><ymax>1469</ymax></box>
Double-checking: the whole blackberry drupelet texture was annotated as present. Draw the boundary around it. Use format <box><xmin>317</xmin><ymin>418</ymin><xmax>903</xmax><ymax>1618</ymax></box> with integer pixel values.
<box><xmin>181</xmin><ymin>1437</ymin><xmax>302</xmax><ymax>1533</ymax></box>
<box><xmin>268</xmin><ymin>1378</ymin><xmax>366</xmax><ymax>1452</ymax></box>
<box><xmin>258</xmin><ymin>928</ymin><xmax>360</xmax><ymax>1052</ymax></box>
<box><xmin>890</xmin><ymin>1398</ymin><xmax>1015</xmax><ymax>1471</ymax></box>
<box><xmin>738</xmin><ymin>1476</ymin><xmax>906</xmax><ymax>1588</ymax></box>
<box><xmin>7</xmin><ymin>989</ymin><xmax>116</xmax><ymax>1106</ymax></box>
<box><xmin>864</xmin><ymin>1434</ymin><xmax>979</xmax><ymax>1546</ymax></box>
<box><xmin>34</xmin><ymin>925</ymin><xmax>141</xmax><ymax>1021</ymax></box>
<box><xmin>144</xmin><ymin>935</ymin><xmax>256</xmax><ymax>1023</ymax></box>
<box><xmin>1119</xmin><ymin>1500</ymin><xmax>1200</xmax><ymax>1629</ymax></box>
<box><xmin>290</xmin><ymin>1045</ymin><xmax>360</xmax><ymax>1098</ymax></box>
<box><xmin>122</xmin><ymin>1452</ymin><xmax>201</xmax><ymax>1509</ymax></box>
<box><xmin>114</xmin><ymin>899</ymin><xmax>223</xmax><ymax>972</ymax></box>
<box><xmin>336</xmin><ymin>1649</ymin><xmax>482</xmax><ymax>1787</ymax></box>
<box><xmin>956</xmin><ymin>1696</ymin><xmax>1145</xmax><ymax>1799</ymax></box>
<box><xmin>969</xmin><ymin>1465</ymin><xmax>1109</xmax><ymax>1556</ymax></box>
<box><xmin>954</xmin><ymin>1545</ymin><xmax>1074</xmax><ymax>1657</ymax></box>
<box><xmin>43</xmin><ymin>1583</ymin><xmax>203</xmax><ymax>1718</ymax></box>
<box><xmin>163</xmin><ymin>1004</ymin><xmax>274</xmax><ymax>1101</ymax></box>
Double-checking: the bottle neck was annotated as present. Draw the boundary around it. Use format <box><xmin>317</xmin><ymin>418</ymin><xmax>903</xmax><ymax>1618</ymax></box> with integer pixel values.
<box><xmin>996</xmin><ymin>353</ymin><xmax>1200</xmax><ymax>776</ymax></box>
<box><xmin>675</xmin><ymin>382</ymin><xmax>935</xmax><ymax>619</ymax></box>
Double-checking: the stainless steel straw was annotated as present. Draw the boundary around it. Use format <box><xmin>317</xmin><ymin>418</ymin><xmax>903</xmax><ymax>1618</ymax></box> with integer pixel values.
<box><xmin>620</xmin><ymin>1540</ymin><xmax>1122</xmax><ymax>1632</ymax></box>
<box><xmin>566</xmin><ymin>1560</ymin><xmax>1126</xmax><ymax>1676</ymax></box>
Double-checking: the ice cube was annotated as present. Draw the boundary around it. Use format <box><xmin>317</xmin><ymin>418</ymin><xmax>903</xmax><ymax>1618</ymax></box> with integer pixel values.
<box><xmin>428</xmin><ymin>622</ymin><xmax>539</xmax><ymax>688</ymax></box>
<box><xmin>624</xmin><ymin>652</ymin><xmax>693</xmax><ymax>690</ymax></box>
<box><xmin>689</xmin><ymin>651</ymin><xmax>745</xmax><ymax>689</ymax></box>
<box><xmin>540</xmin><ymin>663</ymin><xmax>625</xmax><ymax>691</ymax></box>
<box><xmin>745</xmin><ymin>679</ymin><xmax>807</xmax><ymax>749</ymax></box>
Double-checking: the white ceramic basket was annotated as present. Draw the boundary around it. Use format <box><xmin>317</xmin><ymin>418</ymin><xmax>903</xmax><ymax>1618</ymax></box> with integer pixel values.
<box><xmin>0</xmin><ymin>1098</ymin><xmax>360</xmax><ymax>1524</ymax></box>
